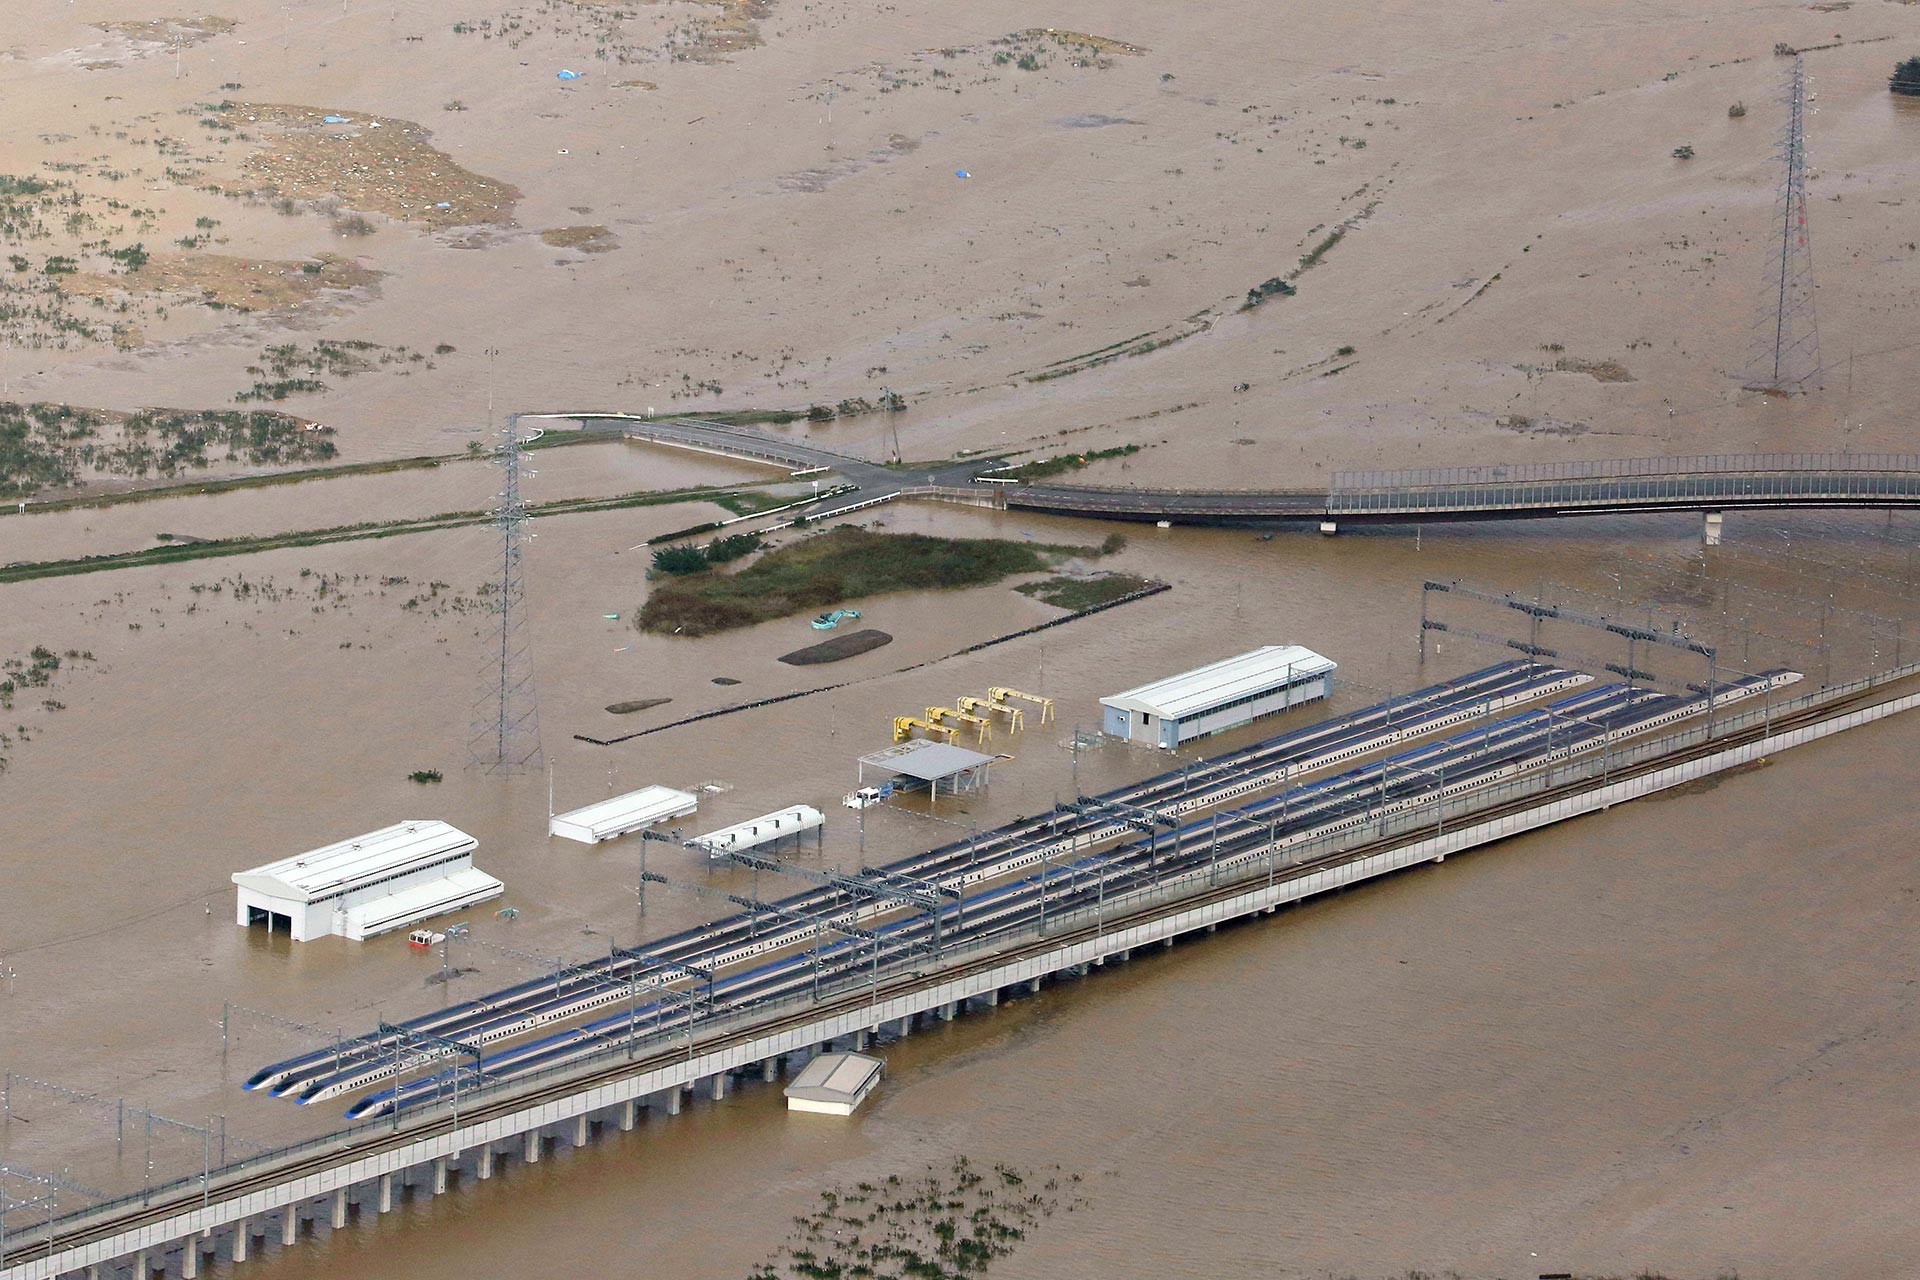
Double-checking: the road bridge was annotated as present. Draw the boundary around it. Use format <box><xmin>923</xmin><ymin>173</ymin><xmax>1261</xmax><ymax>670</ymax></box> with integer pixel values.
<box><xmin>589</xmin><ymin>418</ymin><xmax>1920</xmax><ymax>535</ymax></box>
<box><xmin>1008</xmin><ymin>452</ymin><xmax>1920</xmax><ymax>532</ymax></box>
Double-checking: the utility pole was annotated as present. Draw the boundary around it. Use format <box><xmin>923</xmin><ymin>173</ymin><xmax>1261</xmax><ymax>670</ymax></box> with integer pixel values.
<box><xmin>1743</xmin><ymin>54</ymin><xmax>1821</xmax><ymax>393</ymax></box>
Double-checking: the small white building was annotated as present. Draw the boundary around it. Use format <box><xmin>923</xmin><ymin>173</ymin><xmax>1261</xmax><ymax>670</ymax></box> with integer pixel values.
<box><xmin>784</xmin><ymin>1052</ymin><xmax>884</xmax><ymax>1115</ymax></box>
<box><xmin>1101</xmin><ymin>645</ymin><xmax>1337</xmax><ymax>748</ymax></box>
<box><xmin>549</xmin><ymin>785</ymin><xmax>698</xmax><ymax>845</ymax></box>
<box><xmin>232</xmin><ymin>820</ymin><xmax>502</xmax><ymax>943</ymax></box>
<box><xmin>689</xmin><ymin>805</ymin><xmax>824</xmax><ymax>860</ymax></box>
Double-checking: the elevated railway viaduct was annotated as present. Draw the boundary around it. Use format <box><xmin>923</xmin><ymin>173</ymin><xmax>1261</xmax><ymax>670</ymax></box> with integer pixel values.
<box><xmin>11</xmin><ymin>662</ymin><xmax>1920</xmax><ymax>1280</ymax></box>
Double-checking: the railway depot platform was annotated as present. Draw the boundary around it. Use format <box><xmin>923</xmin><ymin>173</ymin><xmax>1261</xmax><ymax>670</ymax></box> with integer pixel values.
<box><xmin>10</xmin><ymin>660</ymin><xmax>1920</xmax><ymax>1280</ymax></box>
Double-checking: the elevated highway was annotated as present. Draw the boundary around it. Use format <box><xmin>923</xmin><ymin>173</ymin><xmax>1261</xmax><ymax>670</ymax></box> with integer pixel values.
<box><xmin>590</xmin><ymin>418</ymin><xmax>1920</xmax><ymax>533</ymax></box>
<box><xmin>1007</xmin><ymin>452</ymin><xmax>1920</xmax><ymax>528</ymax></box>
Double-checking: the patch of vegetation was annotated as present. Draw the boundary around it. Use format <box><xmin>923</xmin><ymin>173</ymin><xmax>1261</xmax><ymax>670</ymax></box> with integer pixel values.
<box><xmin>1016</xmin><ymin>573</ymin><xmax>1156</xmax><ymax>610</ymax></box>
<box><xmin>407</xmin><ymin>769</ymin><xmax>443</xmax><ymax>784</ymax></box>
<box><xmin>0</xmin><ymin>402</ymin><xmax>335</xmax><ymax>499</ymax></box>
<box><xmin>640</xmin><ymin>527</ymin><xmax>1106</xmax><ymax>636</ymax></box>
<box><xmin>1892</xmin><ymin>56</ymin><xmax>1920</xmax><ymax>97</ymax></box>
<box><xmin>650</xmin><ymin>531</ymin><xmax>765</xmax><ymax>576</ymax></box>
<box><xmin>990</xmin><ymin>444</ymin><xmax>1140</xmax><ymax>481</ymax></box>
<box><xmin>1297</xmin><ymin>224</ymin><xmax>1348</xmax><ymax>271</ymax></box>
<box><xmin>0</xmin><ymin>481</ymin><xmax>781</xmax><ymax>585</ymax></box>
<box><xmin>1672</xmin><ymin>144</ymin><xmax>1695</xmax><ymax>159</ymax></box>
<box><xmin>1242</xmin><ymin>275</ymin><xmax>1296</xmax><ymax>308</ymax></box>
<box><xmin>746</xmin><ymin>1157</ymin><xmax>1083</xmax><ymax>1280</ymax></box>
<box><xmin>650</xmin><ymin>544</ymin><xmax>710</xmax><ymax>576</ymax></box>
<box><xmin>1728</xmin><ymin>101</ymin><xmax>1747</xmax><ymax>117</ymax></box>
<box><xmin>235</xmin><ymin>339</ymin><xmax>434</xmax><ymax>402</ymax></box>
<box><xmin>0</xmin><ymin>646</ymin><xmax>93</xmax><ymax>773</ymax></box>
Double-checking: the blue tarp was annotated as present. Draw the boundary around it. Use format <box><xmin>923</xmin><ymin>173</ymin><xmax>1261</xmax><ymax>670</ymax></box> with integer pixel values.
<box><xmin>557</xmin><ymin>69</ymin><xmax>582</xmax><ymax>80</ymax></box>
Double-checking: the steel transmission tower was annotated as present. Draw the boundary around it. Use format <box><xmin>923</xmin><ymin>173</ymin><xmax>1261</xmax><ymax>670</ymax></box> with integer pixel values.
<box><xmin>469</xmin><ymin>413</ymin><xmax>543</xmax><ymax>773</ymax></box>
<box><xmin>1743</xmin><ymin>54</ymin><xmax>1821</xmax><ymax>393</ymax></box>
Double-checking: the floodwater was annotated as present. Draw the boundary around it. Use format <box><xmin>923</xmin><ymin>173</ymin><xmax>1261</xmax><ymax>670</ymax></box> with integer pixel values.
<box><xmin>4</xmin><ymin>0</ymin><xmax>1920</xmax><ymax>1273</ymax></box>
<box><xmin>4</xmin><ymin>476</ymin><xmax>1919</xmax><ymax>1278</ymax></box>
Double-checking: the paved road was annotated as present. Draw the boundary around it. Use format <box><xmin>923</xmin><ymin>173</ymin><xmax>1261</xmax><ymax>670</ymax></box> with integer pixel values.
<box><xmin>579</xmin><ymin>414</ymin><xmax>988</xmax><ymax>492</ymax></box>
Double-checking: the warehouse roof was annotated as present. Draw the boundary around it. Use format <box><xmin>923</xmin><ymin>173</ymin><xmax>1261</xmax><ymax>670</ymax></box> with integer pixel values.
<box><xmin>784</xmin><ymin>1051</ymin><xmax>884</xmax><ymax>1104</ymax></box>
<box><xmin>549</xmin><ymin>785</ymin><xmax>698</xmax><ymax>844</ymax></box>
<box><xmin>1101</xmin><ymin>645</ymin><xmax>1336</xmax><ymax>720</ymax></box>
<box><xmin>856</xmin><ymin>739</ymin><xmax>996</xmax><ymax>781</ymax></box>
<box><xmin>231</xmin><ymin>821</ymin><xmax>477</xmax><ymax>904</ymax></box>
<box><xmin>343</xmin><ymin>866</ymin><xmax>505</xmax><ymax>940</ymax></box>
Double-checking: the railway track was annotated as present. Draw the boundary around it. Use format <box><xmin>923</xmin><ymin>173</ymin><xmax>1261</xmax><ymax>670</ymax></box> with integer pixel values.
<box><xmin>21</xmin><ymin>667</ymin><xmax>1911</xmax><ymax>1268</ymax></box>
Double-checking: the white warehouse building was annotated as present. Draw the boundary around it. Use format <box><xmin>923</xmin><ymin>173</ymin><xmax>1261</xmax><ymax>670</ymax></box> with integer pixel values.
<box><xmin>232</xmin><ymin>820</ymin><xmax>503</xmax><ymax>942</ymax></box>
<box><xmin>1101</xmin><ymin>645</ymin><xmax>1336</xmax><ymax>749</ymax></box>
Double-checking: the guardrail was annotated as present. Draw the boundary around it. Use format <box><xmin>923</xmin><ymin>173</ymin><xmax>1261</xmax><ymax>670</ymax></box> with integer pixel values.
<box><xmin>1327</xmin><ymin>470</ymin><xmax>1920</xmax><ymax>514</ymax></box>
<box><xmin>1331</xmin><ymin>452</ymin><xmax>1920</xmax><ymax>491</ymax></box>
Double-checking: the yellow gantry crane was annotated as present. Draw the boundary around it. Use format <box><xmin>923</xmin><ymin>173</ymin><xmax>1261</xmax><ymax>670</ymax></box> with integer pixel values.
<box><xmin>988</xmin><ymin>687</ymin><xmax>1054</xmax><ymax>725</ymax></box>
<box><xmin>927</xmin><ymin>706</ymin><xmax>991</xmax><ymax>745</ymax></box>
<box><xmin>893</xmin><ymin>715</ymin><xmax>954</xmax><ymax>744</ymax></box>
<box><xmin>959</xmin><ymin>694</ymin><xmax>1024</xmax><ymax>733</ymax></box>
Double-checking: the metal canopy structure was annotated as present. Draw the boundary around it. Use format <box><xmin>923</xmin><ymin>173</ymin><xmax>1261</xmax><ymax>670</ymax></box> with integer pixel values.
<box><xmin>856</xmin><ymin>740</ymin><xmax>997</xmax><ymax>798</ymax></box>
<box><xmin>687</xmin><ymin>806</ymin><xmax>824</xmax><ymax>859</ymax></box>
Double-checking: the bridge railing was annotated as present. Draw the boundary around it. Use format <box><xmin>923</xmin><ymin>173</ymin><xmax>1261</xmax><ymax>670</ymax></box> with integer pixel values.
<box><xmin>1328</xmin><ymin>470</ymin><xmax>1920</xmax><ymax>513</ymax></box>
<box><xmin>1332</xmin><ymin>452</ymin><xmax>1920</xmax><ymax>492</ymax></box>
<box><xmin>22</xmin><ymin>658</ymin><xmax>1920</xmax><ymax>1257</ymax></box>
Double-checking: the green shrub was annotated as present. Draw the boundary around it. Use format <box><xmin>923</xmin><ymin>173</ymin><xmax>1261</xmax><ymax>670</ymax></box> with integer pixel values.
<box><xmin>1892</xmin><ymin>56</ymin><xmax>1920</xmax><ymax>96</ymax></box>
<box><xmin>650</xmin><ymin>545</ymin><xmax>709</xmax><ymax>575</ymax></box>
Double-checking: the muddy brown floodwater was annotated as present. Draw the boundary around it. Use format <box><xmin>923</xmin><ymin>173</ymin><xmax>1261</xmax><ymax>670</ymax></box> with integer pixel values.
<box><xmin>5</xmin><ymin>0</ymin><xmax>1920</xmax><ymax>1272</ymax></box>
<box><xmin>4</xmin><ymin>486</ymin><xmax>1919</xmax><ymax>1280</ymax></box>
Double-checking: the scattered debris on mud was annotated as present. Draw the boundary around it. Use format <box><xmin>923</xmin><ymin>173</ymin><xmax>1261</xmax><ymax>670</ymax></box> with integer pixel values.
<box><xmin>231</xmin><ymin>105</ymin><xmax>519</xmax><ymax>230</ymax></box>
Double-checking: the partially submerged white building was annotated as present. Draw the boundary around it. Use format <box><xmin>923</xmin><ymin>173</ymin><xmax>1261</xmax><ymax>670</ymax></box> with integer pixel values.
<box><xmin>232</xmin><ymin>820</ymin><xmax>502</xmax><ymax>943</ymax></box>
<box><xmin>548</xmin><ymin>785</ymin><xmax>698</xmax><ymax>845</ymax></box>
<box><xmin>689</xmin><ymin>805</ymin><xmax>824</xmax><ymax>860</ymax></box>
<box><xmin>1101</xmin><ymin>645</ymin><xmax>1337</xmax><ymax>748</ymax></box>
<box><xmin>784</xmin><ymin>1052</ymin><xmax>884</xmax><ymax>1115</ymax></box>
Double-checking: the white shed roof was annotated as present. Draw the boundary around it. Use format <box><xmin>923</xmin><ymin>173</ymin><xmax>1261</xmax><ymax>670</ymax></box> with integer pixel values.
<box><xmin>1100</xmin><ymin>645</ymin><xmax>1335</xmax><ymax>720</ymax></box>
<box><xmin>231</xmin><ymin>821</ymin><xmax>477</xmax><ymax>904</ymax></box>
<box><xmin>689</xmin><ymin>806</ymin><xmax>824</xmax><ymax>857</ymax></box>
<box><xmin>343</xmin><ymin>866</ymin><xmax>504</xmax><ymax>940</ymax></box>
<box><xmin>785</xmin><ymin>1051</ymin><xmax>883</xmax><ymax>1103</ymax></box>
<box><xmin>549</xmin><ymin>785</ymin><xmax>698</xmax><ymax>844</ymax></box>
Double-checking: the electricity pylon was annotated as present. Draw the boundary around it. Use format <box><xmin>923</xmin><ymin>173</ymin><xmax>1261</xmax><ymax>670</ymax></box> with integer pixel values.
<box><xmin>468</xmin><ymin>413</ymin><xmax>542</xmax><ymax>773</ymax></box>
<box><xmin>1743</xmin><ymin>54</ymin><xmax>1821</xmax><ymax>393</ymax></box>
